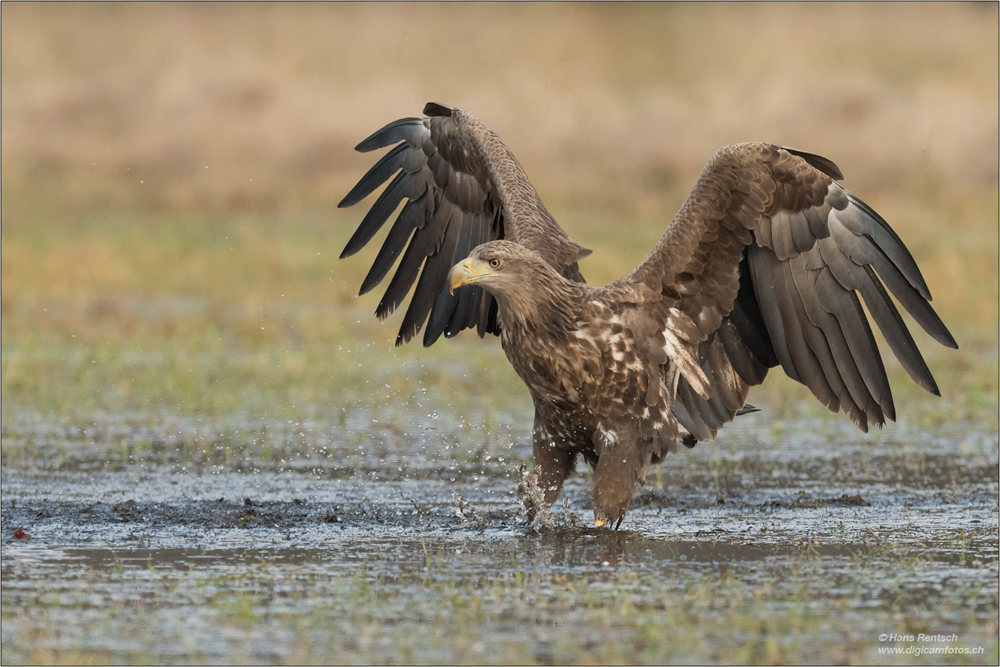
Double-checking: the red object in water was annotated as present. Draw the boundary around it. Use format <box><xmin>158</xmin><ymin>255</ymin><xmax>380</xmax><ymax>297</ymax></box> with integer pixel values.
<box><xmin>14</xmin><ymin>528</ymin><xmax>30</xmax><ymax>539</ymax></box>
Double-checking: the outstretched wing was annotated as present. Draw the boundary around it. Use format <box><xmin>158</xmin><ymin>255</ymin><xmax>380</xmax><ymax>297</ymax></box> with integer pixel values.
<box><xmin>339</xmin><ymin>102</ymin><xmax>590</xmax><ymax>346</ymax></box>
<box><xmin>628</xmin><ymin>143</ymin><xmax>956</xmax><ymax>437</ymax></box>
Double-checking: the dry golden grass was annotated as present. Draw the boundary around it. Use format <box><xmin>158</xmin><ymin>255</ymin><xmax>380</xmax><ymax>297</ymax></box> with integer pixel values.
<box><xmin>2</xmin><ymin>2</ymin><xmax>997</xmax><ymax>421</ymax></box>
<box><xmin>3</xmin><ymin>4</ymin><xmax>997</xmax><ymax>202</ymax></box>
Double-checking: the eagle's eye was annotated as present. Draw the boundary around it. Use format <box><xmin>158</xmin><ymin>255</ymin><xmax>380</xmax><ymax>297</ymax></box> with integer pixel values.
<box><xmin>489</xmin><ymin>258</ymin><xmax>501</xmax><ymax>269</ymax></box>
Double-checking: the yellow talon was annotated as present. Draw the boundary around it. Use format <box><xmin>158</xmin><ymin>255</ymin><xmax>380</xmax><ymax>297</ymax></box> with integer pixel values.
<box><xmin>594</xmin><ymin>519</ymin><xmax>608</xmax><ymax>528</ymax></box>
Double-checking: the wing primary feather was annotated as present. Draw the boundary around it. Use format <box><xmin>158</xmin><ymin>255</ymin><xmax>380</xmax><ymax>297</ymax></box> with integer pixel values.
<box><xmin>770</xmin><ymin>256</ymin><xmax>841</xmax><ymax>411</ymax></box>
<box><xmin>460</xmin><ymin>286</ymin><xmax>484</xmax><ymax>332</ymax></box>
<box><xmin>817</xmin><ymin>237</ymin><xmax>946</xmax><ymax>394</ymax></box>
<box><xmin>340</xmin><ymin>170</ymin><xmax>413</xmax><ymax>259</ymax></box>
<box><xmin>354</xmin><ymin>117</ymin><xmax>426</xmax><ymax>153</ymax></box>
<box><xmin>481</xmin><ymin>297</ymin><xmax>500</xmax><ymax>337</ymax></box>
<box><xmin>830</xmin><ymin>220</ymin><xmax>957</xmax><ymax>349</ymax></box>
<box><xmin>817</xmin><ymin>276</ymin><xmax>887</xmax><ymax>428</ymax></box>
<box><xmin>424</xmin><ymin>212</ymin><xmax>480</xmax><ymax>345</ymax></box>
<box><xmin>442</xmin><ymin>214</ymin><xmax>484</xmax><ymax>337</ymax></box>
<box><xmin>836</xmin><ymin>196</ymin><xmax>932</xmax><ymax>300</ymax></box>
<box><xmin>338</xmin><ymin>143</ymin><xmax>412</xmax><ymax>209</ymax></box>
<box><xmin>787</xmin><ymin>258</ymin><xmax>869</xmax><ymax>418</ymax></box>
<box><xmin>859</xmin><ymin>264</ymin><xmax>942</xmax><ymax>396</ymax></box>
<box><xmin>424</xmin><ymin>289</ymin><xmax>457</xmax><ymax>347</ymax></box>
<box><xmin>748</xmin><ymin>244</ymin><xmax>802</xmax><ymax>382</ymax></box>
<box><xmin>396</xmin><ymin>206</ymin><xmax>463</xmax><ymax>345</ymax></box>
<box><xmin>872</xmin><ymin>260</ymin><xmax>956</xmax><ymax>349</ymax></box>
<box><xmin>358</xmin><ymin>193</ymin><xmax>426</xmax><ymax>295</ymax></box>
<box><xmin>376</xmin><ymin>208</ymin><xmax>438</xmax><ymax>320</ymax></box>
<box><xmin>444</xmin><ymin>285</ymin><xmax>474</xmax><ymax>338</ymax></box>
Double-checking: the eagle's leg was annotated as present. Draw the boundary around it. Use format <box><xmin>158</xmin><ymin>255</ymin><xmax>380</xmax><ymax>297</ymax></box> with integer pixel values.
<box><xmin>591</xmin><ymin>434</ymin><xmax>644</xmax><ymax>529</ymax></box>
<box><xmin>533</xmin><ymin>438</ymin><xmax>571</xmax><ymax>506</ymax></box>
<box><xmin>521</xmin><ymin>413</ymin><xmax>573</xmax><ymax>520</ymax></box>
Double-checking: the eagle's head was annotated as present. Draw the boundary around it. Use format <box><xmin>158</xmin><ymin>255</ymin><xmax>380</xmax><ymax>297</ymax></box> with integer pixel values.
<box><xmin>448</xmin><ymin>240</ymin><xmax>552</xmax><ymax>298</ymax></box>
<box><xmin>449</xmin><ymin>240</ymin><xmax>581</xmax><ymax>338</ymax></box>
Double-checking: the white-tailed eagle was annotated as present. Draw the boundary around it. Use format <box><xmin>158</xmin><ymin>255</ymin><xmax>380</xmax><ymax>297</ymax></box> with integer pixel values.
<box><xmin>339</xmin><ymin>102</ymin><xmax>957</xmax><ymax>528</ymax></box>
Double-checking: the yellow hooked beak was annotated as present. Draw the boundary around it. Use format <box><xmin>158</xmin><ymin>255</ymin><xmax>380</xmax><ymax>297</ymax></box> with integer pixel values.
<box><xmin>448</xmin><ymin>258</ymin><xmax>496</xmax><ymax>294</ymax></box>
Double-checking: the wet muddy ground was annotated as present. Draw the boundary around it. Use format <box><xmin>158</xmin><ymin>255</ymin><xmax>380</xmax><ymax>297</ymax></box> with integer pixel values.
<box><xmin>2</xmin><ymin>408</ymin><xmax>998</xmax><ymax>664</ymax></box>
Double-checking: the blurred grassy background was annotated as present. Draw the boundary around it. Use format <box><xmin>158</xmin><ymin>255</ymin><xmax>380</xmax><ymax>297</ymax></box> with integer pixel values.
<box><xmin>2</xmin><ymin>3</ymin><xmax>997</xmax><ymax>431</ymax></box>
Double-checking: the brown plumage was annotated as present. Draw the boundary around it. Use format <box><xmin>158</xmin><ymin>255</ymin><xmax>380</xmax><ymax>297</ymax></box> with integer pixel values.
<box><xmin>339</xmin><ymin>102</ymin><xmax>957</xmax><ymax>528</ymax></box>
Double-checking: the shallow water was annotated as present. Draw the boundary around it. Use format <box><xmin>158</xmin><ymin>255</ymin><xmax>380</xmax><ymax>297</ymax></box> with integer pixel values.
<box><xmin>2</xmin><ymin>410</ymin><xmax>998</xmax><ymax>664</ymax></box>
